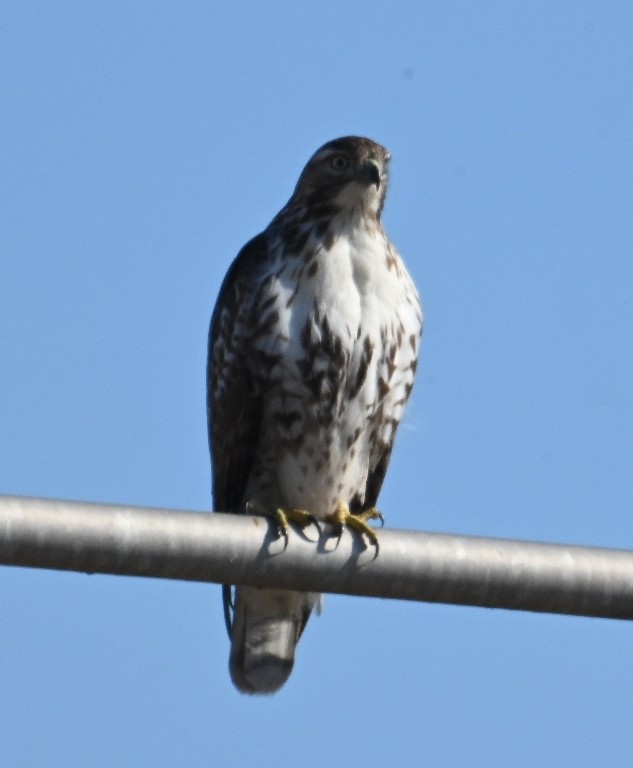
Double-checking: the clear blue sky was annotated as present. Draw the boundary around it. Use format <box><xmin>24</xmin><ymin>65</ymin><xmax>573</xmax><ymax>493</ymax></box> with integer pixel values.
<box><xmin>2</xmin><ymin>2</ymin><xmax>633</xmax><ymax>765</ymax></box>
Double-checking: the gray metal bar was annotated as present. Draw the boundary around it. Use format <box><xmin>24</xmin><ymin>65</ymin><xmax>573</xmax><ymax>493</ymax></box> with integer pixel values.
<box><xmin>1</xmin><ymin>494</ymin><xmax>632</xmax><ymax>620</ymax></box>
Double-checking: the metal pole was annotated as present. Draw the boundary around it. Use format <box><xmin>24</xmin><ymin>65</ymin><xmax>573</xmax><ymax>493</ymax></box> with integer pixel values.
<box><xmin>1</xmin><ymin>494</ymin><xmax>633</xmax><ymax>620</ymax></box>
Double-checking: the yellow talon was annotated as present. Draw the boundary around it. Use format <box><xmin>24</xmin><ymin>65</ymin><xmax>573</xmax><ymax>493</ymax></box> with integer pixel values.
<box><xmin>246</xmin><ymin>500</ymin><xmax>319</xmax><ymax>538</ymax></box>
<box><xmin>274</xmin><ymin>506</ymin><xmax>318</xmax><ymax>532</ymax></box>
<box><xmin>326</xmin><ymin>501</ymin><xmax>384</xmax><ymax>548</ymax></box>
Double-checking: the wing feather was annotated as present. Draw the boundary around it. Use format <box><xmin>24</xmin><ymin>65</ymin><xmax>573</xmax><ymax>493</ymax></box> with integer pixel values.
<box><xmin>207</xmin><ymin>233</ymin><xmax>270</xmax><ymax>638</ymax></box>
<box><xmin>207</xmin><ymin>233</ymin><xmax>269</xmax><ymax>514</ymax></box>
<box><xmin>356</xmin><ymin>305</ymin><xmax>422</xmax><ymax>513</ymax></box>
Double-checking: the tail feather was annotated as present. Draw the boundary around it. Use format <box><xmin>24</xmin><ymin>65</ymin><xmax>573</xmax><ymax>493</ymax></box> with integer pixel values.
<box><xmin>228</xmin><ymin>586</ymin><xmax>317</xmax><ymax>694</ymax></box>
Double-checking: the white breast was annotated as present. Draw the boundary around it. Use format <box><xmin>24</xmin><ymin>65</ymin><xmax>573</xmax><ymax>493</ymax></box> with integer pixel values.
<box><xmin>251</xmin><ymin>222</ymin><xmax>422</xmax><ymax>517</ymax></box>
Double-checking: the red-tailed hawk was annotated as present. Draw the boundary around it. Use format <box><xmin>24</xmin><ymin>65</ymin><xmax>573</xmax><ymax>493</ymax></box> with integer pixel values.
<box><xmin>207</xmin><ymin>136</ymin><xmax>422</xmax><ymax>694</ymax></box>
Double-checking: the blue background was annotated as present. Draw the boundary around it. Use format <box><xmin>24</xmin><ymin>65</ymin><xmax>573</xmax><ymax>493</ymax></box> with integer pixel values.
<box><xmin>2</xmin><ymin>2</ymin><xmax>633</xmax><ymax>765</ymax></box>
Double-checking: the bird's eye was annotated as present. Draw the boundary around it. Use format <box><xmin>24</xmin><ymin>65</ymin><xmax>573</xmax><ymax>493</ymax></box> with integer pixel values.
<box><xmin>329</xmin><ymin>156</ymin><xmax>349</xmax><ymax>171</ymax></box>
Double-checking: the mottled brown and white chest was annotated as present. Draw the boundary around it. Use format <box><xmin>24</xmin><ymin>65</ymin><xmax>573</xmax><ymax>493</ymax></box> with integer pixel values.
<box><xmin>241</xmin><ymin>222</ymin><xmax>422</xmax><ymax>516</ymax></box>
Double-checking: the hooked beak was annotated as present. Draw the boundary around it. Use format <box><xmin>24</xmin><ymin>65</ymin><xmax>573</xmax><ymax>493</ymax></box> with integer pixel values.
<box><xmin>362</xmin><ymin>158</ymin><xmax>382</xmax><ymax>188</ymax></box>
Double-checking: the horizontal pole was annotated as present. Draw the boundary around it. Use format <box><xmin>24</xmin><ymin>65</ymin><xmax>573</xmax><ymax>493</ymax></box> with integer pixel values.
<box><xmin>1</xmin><ymin>494</ymin><xmax>633</xmax><ymax>620</ymax></box>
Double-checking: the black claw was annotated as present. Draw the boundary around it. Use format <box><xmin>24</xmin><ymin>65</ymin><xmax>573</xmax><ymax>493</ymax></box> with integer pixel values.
<box><xmin>277</xmin><ymin>525</ymin><xmax>290</xmax><ymax>550</ymax></box>
<box><xmin>307</xmin><ymin>514</ymin><xmax>322</xmax><ymax>535</ymax></box>
<box><xmin>334</xmin><ymin>524</ymin><xmax>344</xmax><ymax>548</ymax></box>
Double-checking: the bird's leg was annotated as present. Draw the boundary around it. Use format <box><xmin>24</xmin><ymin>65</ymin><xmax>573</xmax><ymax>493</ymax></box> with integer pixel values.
<box><xmin>246</xmin><ymin>500</ymin><xmax>320</xmax><ymax>540</ymax></box>
<box><xmin>326</xmin><ymin>501</ymin><xmax>384</xmax><ymax>548</ymax></box>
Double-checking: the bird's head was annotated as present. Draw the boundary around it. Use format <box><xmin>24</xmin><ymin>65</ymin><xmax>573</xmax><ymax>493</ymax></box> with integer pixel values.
<box><xmin>291</xmin><ymin>136</ymin><xmax>391</xmax><ymax>220</ymax></box>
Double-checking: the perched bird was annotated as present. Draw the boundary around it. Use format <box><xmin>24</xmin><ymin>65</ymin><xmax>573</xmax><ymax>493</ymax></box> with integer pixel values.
<box><xmin>207</xmin><ymin>136</ymin><xmax>422</xmax><ymax>694</ymax></box>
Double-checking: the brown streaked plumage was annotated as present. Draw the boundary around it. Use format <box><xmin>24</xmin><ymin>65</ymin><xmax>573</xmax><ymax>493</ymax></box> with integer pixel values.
<box><xmin>207</xmin><ymin>136</ymin><xmax>422</xmax><ymax>694</ymax></box>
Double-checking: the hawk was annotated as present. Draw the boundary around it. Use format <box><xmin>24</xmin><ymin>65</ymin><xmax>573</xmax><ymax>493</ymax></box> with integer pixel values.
<box><xmin>207</xmin><ymin>136</ymin><xmax>422</xmax><ymax>694</ymax></box>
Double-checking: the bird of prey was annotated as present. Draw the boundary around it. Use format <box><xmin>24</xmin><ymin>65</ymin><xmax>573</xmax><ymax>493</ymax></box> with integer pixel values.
<box><xmin>207</xmin><ymin>136</ymin><xmax>422</xmax><ymax>694</ymax></box>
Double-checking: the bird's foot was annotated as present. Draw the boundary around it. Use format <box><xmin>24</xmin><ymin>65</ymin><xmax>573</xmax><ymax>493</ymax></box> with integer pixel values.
<box><xmin>326</xmin><ymin>501</ymin><xmax>384</xmax><ymax>549</ymax></box>
<box><xmin>246</xmin><ymin>500</ymin><xmax>319</xmax><ymax>540</ymax></box>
